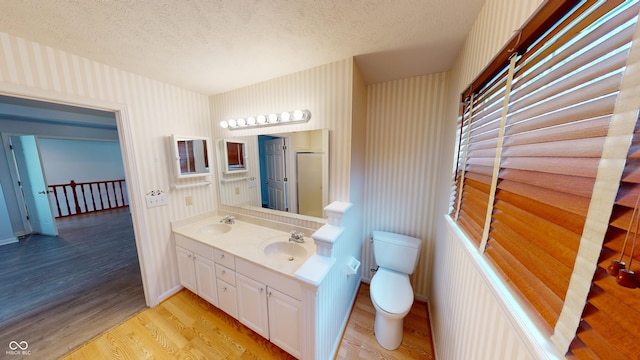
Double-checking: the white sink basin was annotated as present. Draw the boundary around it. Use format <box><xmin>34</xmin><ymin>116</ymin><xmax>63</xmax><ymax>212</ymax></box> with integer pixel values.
<box><xmin>199</xmin><ymin>223</ymin><xmax>232</xmax><ymax>235</ymax></box>
<box><xmin>263</xmin><ymin>241</ymin><xmax>308</xmax><ymax>262</ymax></box>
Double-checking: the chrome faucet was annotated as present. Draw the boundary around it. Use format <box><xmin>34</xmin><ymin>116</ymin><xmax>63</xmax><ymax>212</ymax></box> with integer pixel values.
<box><xmin>220</xmin><ymin>215</ymin><xmax>235</xmax><ymax>224</ymax></box>
<box><xmin>289</xmin><ymin>230</ymin><xmax>305</xmax><ymax>243</ymax></box>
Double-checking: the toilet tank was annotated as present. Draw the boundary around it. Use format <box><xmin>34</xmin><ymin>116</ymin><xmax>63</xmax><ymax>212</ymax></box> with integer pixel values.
<box><xmin>372</xmin><ymin>231</ymin><xmax>422</xmax><ymax>274</ymax></box>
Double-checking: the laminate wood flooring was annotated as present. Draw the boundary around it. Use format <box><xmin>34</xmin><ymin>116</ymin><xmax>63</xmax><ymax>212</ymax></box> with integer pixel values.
<box><xmin>64</xmin><ymin>283</ymin><xmax>434</xmax><ymax>359</ymax></box>
<box><xmin>0</xmin><ymin>208</ymin><xmax>145</xmax><ymax>360</ymax></box>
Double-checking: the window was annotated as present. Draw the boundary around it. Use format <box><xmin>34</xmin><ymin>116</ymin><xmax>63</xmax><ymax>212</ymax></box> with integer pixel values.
<box><xmin>451</xmin><ymin>0</ymin><xmax>640</xmax><ymax>356</ymax></box>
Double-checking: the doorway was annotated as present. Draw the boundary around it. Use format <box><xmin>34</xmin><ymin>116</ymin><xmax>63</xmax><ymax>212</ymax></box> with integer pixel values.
<box><xmin>0</xmin><ymin>93</ymin><xmax>147</xmax><ymax>357</ymax></box>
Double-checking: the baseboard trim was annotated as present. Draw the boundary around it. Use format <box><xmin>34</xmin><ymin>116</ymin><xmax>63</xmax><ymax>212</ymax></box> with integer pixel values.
<box><xmin>0</xmin><ymin>237</ymin><xmax>18</xmax><ymax>246</ymax></box>
<box><xmin>152</xmin><ymin>285</ymin><xmax>183</xmax><ymax>307</ymax></box>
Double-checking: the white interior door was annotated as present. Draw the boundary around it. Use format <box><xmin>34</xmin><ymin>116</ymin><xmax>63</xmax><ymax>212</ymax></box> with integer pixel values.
<box><xmin>265</xmin><ymin>138</ymin><xmax>286</xmax><ymax>211</ymax></box>
<box><xmin>11</xmin><ymin>135</ymin><xmax>58</xmax><ymax>236</ymax></box>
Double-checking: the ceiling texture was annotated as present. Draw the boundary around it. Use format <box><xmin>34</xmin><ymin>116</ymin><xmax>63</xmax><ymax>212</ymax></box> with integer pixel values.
<box><xmin>0</xmin><ymin>0</ymin><xmax>486</xmax><ymax>95</ymax></box>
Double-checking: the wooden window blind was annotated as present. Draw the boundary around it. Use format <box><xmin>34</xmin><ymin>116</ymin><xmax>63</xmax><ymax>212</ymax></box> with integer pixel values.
<box><xmin>452</xmin><ymin>65</ymin><xmax>511</xmax><ymax>245</ymax></box>
<box><xmin>569</xmin><ymin>117</ymin><xmax>640</xmax><ymax>359</ymax></box>
<box><xmin>450</xmin><ymin>0</ymin><xmax>640</xmax><ymax>355</ymax></box>
<box><xmin>485</xmin><ymin>0</ymin><xmax>639</xmax><ymax>332</ymax></box>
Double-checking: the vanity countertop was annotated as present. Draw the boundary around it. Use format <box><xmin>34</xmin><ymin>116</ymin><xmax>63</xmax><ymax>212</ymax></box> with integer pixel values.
<box><xmin>171</xmin><ymin>215</ymin><xmax>317</xmax><ymax>276</ymax></box>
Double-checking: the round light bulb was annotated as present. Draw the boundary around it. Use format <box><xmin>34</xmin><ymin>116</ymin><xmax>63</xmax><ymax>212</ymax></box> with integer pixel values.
<box><xmin>280</xmin><ymin>111</ymin><xmax>290</xmax><ymax>122</ymax></box>
<box><xmin>257</xmin><ymin>115</ymin><xmax>267</xmax><ymax>124</ymax></box>
<box><xmin>268</xmin><ymin>113</ymin><xmax>278</xmax><ymax>123</ymax></box>
<box><xmin>293</xmin><ymin>109</ymin><xmax>303</xmax><ymax>120</ymax></box>
<box><xmin>228</xmin><ymin>119</ymin><xmax>237</xmax><ymax>127</ymax></box>
<box><xmin>219</xmin><ymin>120</ymin><xmax>229</xmax><ymax>128</ymax></box>
<box><xmin>247</xmin><ymin>116</ymin><xmax>256</xmax><ymax>125</ymax></box>
<box><xmin>237</xmin><ymin>118</ymin><xmax>247</xmax><ymax>127</ymax></box>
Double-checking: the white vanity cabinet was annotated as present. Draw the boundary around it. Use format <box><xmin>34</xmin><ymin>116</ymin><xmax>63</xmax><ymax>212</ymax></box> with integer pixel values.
<box><xmin>175</xmin><ymin>235</ymin><xmax>218</xmax><ymax>306</ymax></box>
<box><xmin>236</xmin><ymin>258</ymin><xmax>303</xmax><ymax>359</ymax></box>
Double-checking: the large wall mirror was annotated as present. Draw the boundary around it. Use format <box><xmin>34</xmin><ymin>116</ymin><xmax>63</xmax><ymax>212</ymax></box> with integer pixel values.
<box><xmin>217</xmin><ymin>129</ymin><xmax>329</xmax><ymax>219</ymax></box>
<box><xmin>171</xmin><ymin>135</ymin><xmax>211</xmax><ymax>179</ymax></box>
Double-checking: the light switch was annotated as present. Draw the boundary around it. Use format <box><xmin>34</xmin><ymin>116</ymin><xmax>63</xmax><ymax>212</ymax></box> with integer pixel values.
<box><xmin>145</xmin><ymin>190</ymin><xmax>167</xmax><ymax>208</ymax></box>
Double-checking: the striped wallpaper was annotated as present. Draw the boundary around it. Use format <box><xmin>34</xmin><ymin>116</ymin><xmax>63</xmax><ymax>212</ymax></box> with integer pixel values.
<box><xmin>362</xmin><ymin>73</ymin><xmax>449</xmax><ymax>300</ymax></box>
<box><xmin>0</xmin><ymin>31</ymin><xmax>215</xmax><ymax>306</ymax></box>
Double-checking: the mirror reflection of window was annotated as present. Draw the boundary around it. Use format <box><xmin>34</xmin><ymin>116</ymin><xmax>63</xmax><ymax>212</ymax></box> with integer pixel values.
<box><xmin>172</xmin><ymin>135</ymin><xmax>211</xmax><ymax>179</ymax></box>
<box><xmin>226</xmin><ymin>141</ymin><xmax>246</xmax><ymax>170</ymax></box>
<box><xmin>178</xmin><ymin>140</ymin><xmax>196</xmax><ymax>173</ymax></box>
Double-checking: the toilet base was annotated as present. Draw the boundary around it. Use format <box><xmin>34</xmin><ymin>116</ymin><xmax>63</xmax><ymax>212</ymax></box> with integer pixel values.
<box><xmin>374</xmin><ymin>311</ymin><xmax>404</xmax><ymax>350</ymax></box>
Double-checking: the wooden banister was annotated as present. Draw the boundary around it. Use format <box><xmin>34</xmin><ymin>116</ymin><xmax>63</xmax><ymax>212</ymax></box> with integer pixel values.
<box><xmin>47</xmin><ymin>179</ymin><xmax>128</xmax><ymax>218</ymax></box>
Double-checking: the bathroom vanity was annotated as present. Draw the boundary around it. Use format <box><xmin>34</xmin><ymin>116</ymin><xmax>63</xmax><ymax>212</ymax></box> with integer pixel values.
<box><xmin>172</xmin><ymin>214</ymin><xmax>316</xmax><ymax>358</ymax></box>
<box><xmin>171</xmin><ymin>201</ymin><xmax>359</xmax><ymax>359</ymax></box>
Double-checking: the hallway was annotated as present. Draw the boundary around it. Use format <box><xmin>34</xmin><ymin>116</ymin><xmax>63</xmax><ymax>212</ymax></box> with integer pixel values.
<box><xmin>0</xmin><ymin>208</ymin><xmax>145</xmax><ymax>359</ymax></box>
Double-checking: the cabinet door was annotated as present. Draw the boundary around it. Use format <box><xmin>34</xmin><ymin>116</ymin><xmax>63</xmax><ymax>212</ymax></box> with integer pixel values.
<box><xmin>176</xmin><ymin>246</ymin><xmax>197</xmax><ymax>293</ymax></box>
<box><xmin>236</xmin><ymin>273</ymin><xmax>269</xmax><ymax>339</ymax></box>
<box><xmin>268</xmin><ymin>287</ymin><xmax>302</xmax><ymax>358</ymax></box>
<box><xmin>194</xmin><ymin>255</ymin><xmax>218</xmax><ymax>306</ymax></box>
<box><xmin>216</xmin><ymin>278</ymin><xmax>238</xmax><ymax>319</ymax></box>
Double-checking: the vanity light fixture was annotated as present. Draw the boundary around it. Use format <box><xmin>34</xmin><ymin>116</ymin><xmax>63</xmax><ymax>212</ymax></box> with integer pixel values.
<box><xmin>219</xmin><ymin>109</ymin><xmax>311</xmax><ymax>130</ymax></box>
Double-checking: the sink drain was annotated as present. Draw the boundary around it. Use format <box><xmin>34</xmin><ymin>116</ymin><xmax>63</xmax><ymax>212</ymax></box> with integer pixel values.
<box><xmin>288</xmin><ymin>256</ymin><xmax>294</xmax><ymax>261</ymax></box>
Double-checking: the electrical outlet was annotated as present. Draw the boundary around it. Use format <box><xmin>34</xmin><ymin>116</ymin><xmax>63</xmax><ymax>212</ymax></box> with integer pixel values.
<box><xmin>145</xmin><ymin>190</ymin><xmax>167</xmax><ymax>208</ymax></box>
<box><xmin>185</xmin><ymin>196</ymin><xmax>193</xmax><ymax>206</ymax></box>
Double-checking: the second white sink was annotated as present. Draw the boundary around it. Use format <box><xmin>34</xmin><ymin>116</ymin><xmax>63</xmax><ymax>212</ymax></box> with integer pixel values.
<box><xmin>263</xmin><ymin>241</ymin><xmax>308</xmax><ymax>262</ymax></box>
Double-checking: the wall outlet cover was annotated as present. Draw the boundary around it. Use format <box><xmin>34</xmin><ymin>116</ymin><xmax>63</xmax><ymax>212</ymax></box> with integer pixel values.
<box><xmin>146</xmin><ymin>190</ymin><xmax>167</xmax><ymax>208</ymax></box>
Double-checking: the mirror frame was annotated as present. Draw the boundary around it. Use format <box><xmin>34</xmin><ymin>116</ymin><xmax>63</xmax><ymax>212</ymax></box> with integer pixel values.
<box><xmin>223</xmin><ymin>139</ymin><xmax>248</xmax><ymax>174</ymax></box>
<box><xmin>171</xmin><ymin>134</ymin><xmax>211</xmax><ymax>179</ymax></box>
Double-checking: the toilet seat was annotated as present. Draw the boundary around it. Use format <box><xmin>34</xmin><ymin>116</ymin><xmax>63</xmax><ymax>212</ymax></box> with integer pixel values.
<box><xmin>370</xmin><ymin>268</ymin><xmax>414</xmax><ymax>315</ymax></box>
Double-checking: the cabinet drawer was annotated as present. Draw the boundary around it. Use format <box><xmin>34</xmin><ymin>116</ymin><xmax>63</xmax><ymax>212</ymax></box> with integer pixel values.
<box><xmin>215</xmin><ymin>264</ymin><xmax>236</xmax><ymax>285</ymax></box>
<box><xmin>214</xmin><ymin>249</ymin><xmax>235</xmax><ymax>269</ymax></box>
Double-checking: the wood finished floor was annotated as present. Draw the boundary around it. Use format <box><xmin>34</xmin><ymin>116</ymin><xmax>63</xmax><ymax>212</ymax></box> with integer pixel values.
<box><xmin>0</xmin><ymin>208</ymin><xmax>145</xmax><ymax>360</ymax></box>
<box><xmin>64</xmin><ymin>283</ymin><xmax>434</xmax><ymax>360</ymax></box>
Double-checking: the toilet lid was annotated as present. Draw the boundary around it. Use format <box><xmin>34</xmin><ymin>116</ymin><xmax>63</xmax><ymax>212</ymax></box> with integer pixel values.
<box><xmin>370</xmin><ymin>268</ymin><xmax>414</xmax><ymax>314</ymax></box>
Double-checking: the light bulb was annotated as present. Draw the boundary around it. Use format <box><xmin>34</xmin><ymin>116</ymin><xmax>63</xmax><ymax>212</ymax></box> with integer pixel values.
<box><xmin>237</xmin><ymin>118</ymin><xmax>247</xmax><ymax>127</ymax></box>
<box><xmin>293</xmin><ymin>109</ymin><xmax>303</xmax><ymax>120</ymax></box>
<box><xmin>219</xmin><ymin>120</ymin><xmax>229</xmax><ymax>128</ymax></box>
<box><xmin>268</xmin><ymin>113</ymin><xmax>278</xmax><ymax>123</ymax></box>
<box><xmin>280</xmin><ymin>111</ymin><xmax>290</xmax><ymax>122</ymax></box>
<box><xmin>257</xmin><ymin>115</ymin><xmax>267</xmax><ymax>124</ymax></box>
<box><xmin>247</xmin><ymin>116</ymin><xmax>256</xmax><ymax>125</ymax></box>
<box><xmin>228</xmin><ymin>119</ymin><xmax>237</xmax><ymax>127</ymax></box>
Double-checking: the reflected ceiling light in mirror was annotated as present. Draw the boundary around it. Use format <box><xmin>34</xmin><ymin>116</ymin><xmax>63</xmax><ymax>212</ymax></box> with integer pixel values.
<box><xmin>219</xmin><ymin>109</ymin><xmax>311</xmax><ymax>130</ymax></box>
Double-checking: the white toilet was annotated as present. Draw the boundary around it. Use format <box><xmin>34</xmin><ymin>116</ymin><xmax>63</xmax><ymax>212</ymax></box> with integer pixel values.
<box><xmin>370</xmin><ymin>231</ymin><xmax>422</xmax><ymax>350</ymax></box>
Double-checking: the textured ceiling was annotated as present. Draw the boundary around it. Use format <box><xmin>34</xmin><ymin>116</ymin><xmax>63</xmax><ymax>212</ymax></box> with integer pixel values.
<box><xmin>0</xmin><ymin>0</ymin><xmax>486</xmax><ymax>95</ymax></box>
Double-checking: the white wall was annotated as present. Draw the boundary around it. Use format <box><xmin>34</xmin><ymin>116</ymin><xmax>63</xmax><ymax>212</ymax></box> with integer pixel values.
<box><xmin>38</xmin><ymin>138</ymin><xmax>125</xmax><ymax>184</ymax></box>
<box><xmin>0</xmin><ymin>31</ymin><xmax>216</xmax><ymax>306</ymax></box>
